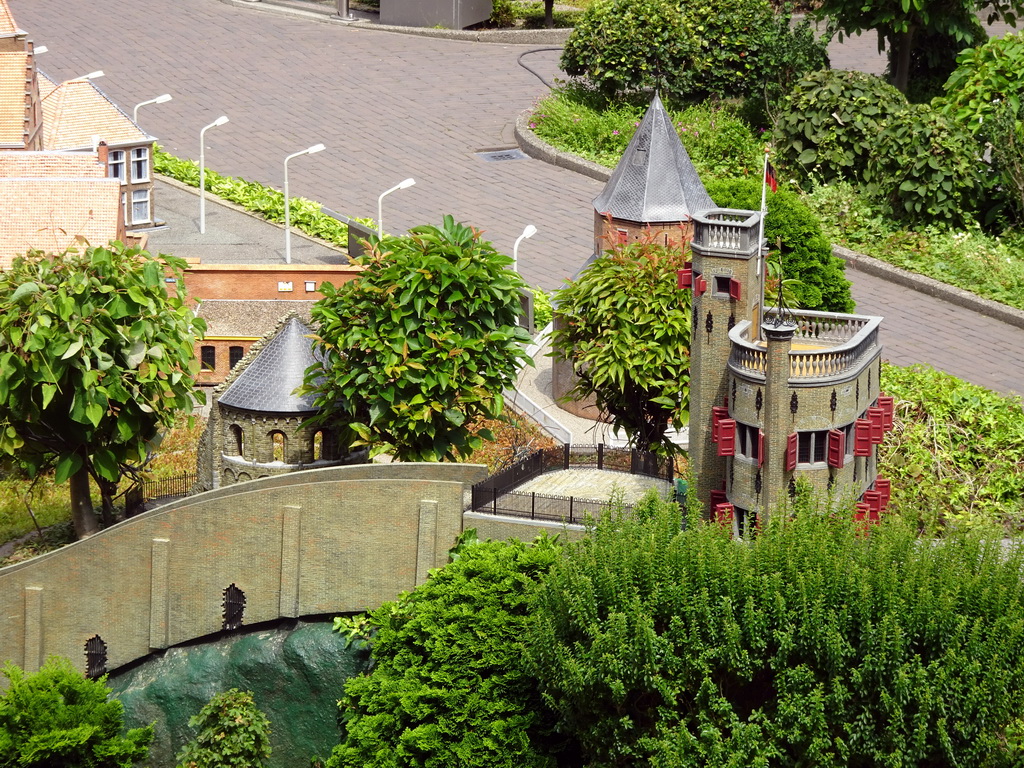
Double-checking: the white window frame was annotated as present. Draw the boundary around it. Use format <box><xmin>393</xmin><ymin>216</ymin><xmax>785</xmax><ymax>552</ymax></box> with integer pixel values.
<box><xmin>121</xmin><ymin>191</ymin><xmax>128</xmax><ymax>225</ymax></box>
<box><xmin>131</xmin><ymin>188</ymin><xmax>150</xmax><ymax>225</ymax></box>
<box><xmin>109</xmin><ymin>150</ymin><xmax>125</xmax><ymax>182</ymax></box>
<box><xmin>130</xmin><ymin>146</ymin><xmax>149</xmax><ymax>182</ymax></box>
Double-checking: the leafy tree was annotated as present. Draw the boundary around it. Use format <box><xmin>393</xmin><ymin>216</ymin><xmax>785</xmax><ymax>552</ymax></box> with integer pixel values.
<box><xmin>0</xmin><ymin>244</ymin><xmax>205</xmax><ymax>539</ymax></box>
<box><xmin>175</xmin><ymin>689</ymin><xmax>271</xmax><ymax>768</ymax></box>
<box><xmin>705</xmin><ymin>177</ymin><xmax>855</xmax><ymax>312</ymax></box>
<box><xmin>302</xmin><ymin>216</ymin><xmax>532</xmax><ymax>462</ymax></box>
<box><xmin>527</xmin><ymin>493</ymin><xmax>1024</xmax><ymax>767</ymax></box>
<box><xmin>551</xmin><ymin>240</ymin><xmax>690</xmax><ymax>456</ymax></box>
<box><xmin>814</xmin><ymin>0</ymin><xmax>1021</xmax><ymax>94</ymax></box>
<box><xmin>326</xmin><ymin>535</ymin><xmax>564</xmax><ymax>768</ymax></box>
<box><xmin>0</xmin><ymin>656</ymin><xmax>152</xmax><ymax>768</ymax></box>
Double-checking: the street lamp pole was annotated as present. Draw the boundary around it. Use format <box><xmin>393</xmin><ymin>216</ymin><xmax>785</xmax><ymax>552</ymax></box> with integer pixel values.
<box><xmin>199</xmin><ymin>115</ymin><xmax>229</xmax><ymax>234</ymax></box>
<box><xmin>133</xmin><ymin>93</ymin><xmax>172</xmax><ymax>124</ymax></box>
<box><xmin>284</xmin><ymin>142</ymin><xmax>326</xmax><ymax>264</ymax></box>
<box><xmin>377</xmin><ymin>178</ymin><xmax>416</xmax><ymax>239</ymax></box>
<box><xmin>512</xmin><ymin>224</ymin><xmax>537</xmax><ymax>273</ymax></box>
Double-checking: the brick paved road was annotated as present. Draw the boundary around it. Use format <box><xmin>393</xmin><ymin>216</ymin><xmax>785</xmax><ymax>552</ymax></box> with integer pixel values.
<box><xmin>16</xmin><ymin>0</ymin><xmax>1024</xmax><ymax>396</ymax></box>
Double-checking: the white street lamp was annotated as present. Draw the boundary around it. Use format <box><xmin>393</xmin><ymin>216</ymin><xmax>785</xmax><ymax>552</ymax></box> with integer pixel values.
<box><xmin>512</xmin><ymin>224</ymin><xmax>537</xmax><ymax>273</ymax></box>
<box><xmin>73</xmin><ymin>70</ymin><xmax>104</xmax><ymax>81</ymax></box>
<box><xmin>199</xmin><ymin>115</ymin><xmax>229</xmax><ymax>235</ymax></box>
<box><xmin>33</xmin><ymin>45</ymin><xmax>47</xmax><ymax>55</ymax></box>
<box><xmin>377</xmin><ymin>177</ymin><xmax>415</xmax><ymax>238</ymax></box>
<box><xmin>133</xmin><ymin>93</ymin><xmax>172</xmax><ymax>124</ymax></box>
<box><xmin>284</xmin><ymin>142</ymin><xmax>326</xmax><ymax>264</ymax></box>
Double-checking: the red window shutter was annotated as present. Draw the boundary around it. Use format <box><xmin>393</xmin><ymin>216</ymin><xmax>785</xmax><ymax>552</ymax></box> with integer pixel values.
<box><xmin>875</xmin><ymin>478</ymin><xmax>891</xmax><ymax>510</ymax></box>
<box><xmin>757</xmin><ymin>429</ymin><xmax>765</xmax><ymax>468</ymax></box>
<box><xmin>854</xmin><ymin>419</ymin><xmax>872</xmax><ymax>457</ymax></box>
<box><xmin>694</xmin><ymin>275</ymin><xmax>707</xmax><ymax>297</ymax></box>
<box><xmin>617</xmin><ymin>228</ymin><xmax>628</xmax><ymax>244</ymax></box>
<box><xmin>729</xmin><ymin>277</ymin><xmax>742</xmax><ymax>301</ymax></box>
<box><xmin>717</xmin><ymin>419</ymin><xmax>736</xmax><ymax>456</ymax></box>
<box><xmin>854</xmin><ymin>501</ymin><xmax>870</xmax><ymax>523</ymax></box>
<box><xmin>709</xmin><ymin>490</ymin><xmax>727</xmax><ymax>510</ymax></box>
<box><xmin>785</xmin><ymin>432</ymin><xmax>798</xmax><ymax>472</ymax></box>
<box><xmin>711</xmin><ymin>406</ymin><xmax>729</xmax><ymax>443</ymax></box>
<box><xmin>827</xmin><ymin>429</ymin><xmax>846</xmax><ymax>468</ymax></box>
<box><xmin>878</xmin><ymin>395</ymin><xmax>895</xmax><ymax>430</ymax></box>
<box><xmin>714</xmin><ymin>502</ymin><xmax>734</xmax><ymax>527</ymax></box>
<box><xmin>868</xmin><ymin>407</ymin><xmax>885</xmax><ymax>444</ymax></box>
<box><xmin>677</xmin><ymin>266</ymin><xmax>693</xmax><ymax>290</ymax></box>
<box><xmin>863</xmin><ymin>491</ymin><xmax>883</xmax><ymax>522</ymax></box>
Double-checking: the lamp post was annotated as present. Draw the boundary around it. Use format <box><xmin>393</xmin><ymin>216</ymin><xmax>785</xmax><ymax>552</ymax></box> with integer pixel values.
<box><xmin>133</xmin><ymin>93</ymin><xmax>172</xmax><ymax>124</ymax></box>
<box><xmin>283</xmin><ymin>142</ymin><xmax>326</xmax><ymax>264</ymax></box>
<box><xmin>512</xmin><ymin>224</ymin><xmax>537</xmax><ymax>273</ymax></box>
<box><xmin>72</xmin><ymin>70</ymin><xmax>104</xmax><ymax>81</ymax></box>
<box><xmin>377</xmin><ymin>178</ymin><xmax>416</xmax><ymax>238</ymax></box>
<box><xmin>199</xmin><ymin>115</ymin><xmax>229</xmax><ymax>235</ymax></box>
<box><xmin>33</xmin><ymin>45</ymin><xmax>47</xmax><ymax>55</ymax></box>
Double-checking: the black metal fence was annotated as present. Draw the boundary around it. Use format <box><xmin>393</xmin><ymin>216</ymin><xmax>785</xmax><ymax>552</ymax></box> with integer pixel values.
<box><xmin>470</xmin><ymin>443</ymin><xmax>673</xmax><ymax>521</ymax></box>
<box><xmin>124</xmin><ymin>472</ymin><xmax>197</xmax><ymax>516</ymax></box>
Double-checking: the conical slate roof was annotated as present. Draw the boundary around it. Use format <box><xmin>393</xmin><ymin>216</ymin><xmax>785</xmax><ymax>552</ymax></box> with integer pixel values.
<box><xmin>592</xmin><ymin>93</ymin><xmax>715</xmax><ymax>223</ymax></box>
<box><xmin>218</xmin><ymin>316</ymin><xmax>322</xmax><ymax>413</ymax></box>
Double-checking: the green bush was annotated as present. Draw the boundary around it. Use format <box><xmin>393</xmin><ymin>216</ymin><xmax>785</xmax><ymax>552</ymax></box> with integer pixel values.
<box><xmin>879</xmin><ymin>362</ymin><xmax>1024</xmax><ymax>530</ymax></box>
<box><xmin>773</xmin><ymin>69</ymin><xmax>908</xmax><ymax>187</ymax></box>
<box><xmin>326</xmin><ymin>536</ymin><xmax>564</xmax><ymax>768</ymax></box>
<box><xmin>0</xmin><ymin>657</ymin><xmax>152</xmax><ymax>768</ymax></box>
<box><xmin>866</xmin><ymin>103</ymin><xmax>986</xmax><ymax>227</ymax></box>
<box><xmin>990</xmin><ymin>99</ymin><xmax>1024</xmax><ymax>222</ymax></box>
<box><xmin>527</xmin><ymin>494</ymin><xmax>1024</xmax><ymax>766</ymax></box>
<box><xmin>560</xmin><ymin>0</ymin><xmax>696</xmax><ymax>100</ymax></box>
<box><xmin>704</xmin><ymin>177</ymin><xmax>854</xmax><ymax>312</ymax></box>
<box><xmin>938</xmin><ymin>31</ymin><xmax>1024</xmax><ymax>138</ymax></box>
<box><xmin>175</xmin><ymin>689</ymin><xmax>271</xmax><ymax>768</ymax></box>
<box><xmin>887</xmin><ymin>20</ymin><xmax>987</xmax><ymax>104</ymax></box>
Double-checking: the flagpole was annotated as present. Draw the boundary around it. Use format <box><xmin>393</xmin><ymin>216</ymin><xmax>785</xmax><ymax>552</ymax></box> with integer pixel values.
<box><xmin>757</xmin><ymin>146</ymin><xmax>769</xmax><ymax>341</ymax></box>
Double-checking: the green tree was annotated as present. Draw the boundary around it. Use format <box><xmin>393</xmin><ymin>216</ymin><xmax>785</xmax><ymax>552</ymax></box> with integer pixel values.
<box><xmin>551</xmin><ymin>241</ymin><xmax>690</xmax><ymax>455</ymax></box>
<box><xmin>302</xmin><ymin>216</ymin><xmax>532</xmax><ymax>462</ymax></box>
<box><xmin>0</xmin><ymin>656</ymin><xmax>152</xmax><ymax>768</ymax></box>
<box><xmin>814</xmin><ymin>0</ymin><xmax>1020</xmax><ymax>94</ymax></box>
<box><xmin>0</xmin><ymin>244</ymin><xmax>205</xmax><ymax>539</ymax></box>
<box><xmin>175</xmin><ymin>690</ymin><xmax>271</xmax><ymax>768</ymax></box>
<box><xmin>527</xmin><ymin>494</ymin><xmax>1024</xmax><ymax>767</ymax></box>
<box><xmin>326</xmin><ymin>535</ymin><xmax>564</xmax><ymax>768</ymax></box>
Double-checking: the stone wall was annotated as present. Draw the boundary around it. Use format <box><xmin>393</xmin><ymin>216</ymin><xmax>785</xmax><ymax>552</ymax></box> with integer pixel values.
<box><xmin>0</xmin><ymin>463</ymin><xmax>486</xmax><ymax>680</ymax></box>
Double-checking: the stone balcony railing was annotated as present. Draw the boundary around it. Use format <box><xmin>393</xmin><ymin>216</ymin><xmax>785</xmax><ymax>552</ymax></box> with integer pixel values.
<box><xmin>727</xmin><ymin>309</ymin><xmax>883</xmax><ymax>384</ymax></box>
<box><xmin>690</xmin><ymin>209</ymin><xmax>761</xmax><ymax>254</ymax></box>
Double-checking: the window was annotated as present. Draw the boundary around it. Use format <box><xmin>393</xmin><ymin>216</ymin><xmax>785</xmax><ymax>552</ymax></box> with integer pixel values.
<box><xmin>228</xmin><ymin>424</ymin><xmax>244</xmax><ymax>456</ymax></box>
<box><xmin>130</xmin><ymin>146</ymin><xmax>149</xmax><ymax>182</ymax></box>
<box><xmin>229</xmin><ymin>346</ymin><xmax>244</xmax><ymax>369</ymax></box>
<box><xmin>200</xmin><ymin>345</ymin><xmax>216</xmax><ymax>371</ymax></box>
<box><xmin>797</xmin><ymin>430</ymin><xmax>829</xmax><ymax>465</ymax></box>
<box><xmin>131</xmin><ymin>188</ymin><xmax>150</xmax><ymax>224</ymax></box>
<box><xmin>271</xmin><ymin>431</ymin><xmax>286</xmax><ymax>462</ymax></box>
<box><xmin>616</xmin><ymin>228</ymin><xmax>628</xmax><ymax>244</ymax></box>
<box><xmin>735</xmin><ymin>423</ymin><xmax>762</xmax><ymax>464</ymax></box>
<box><xmin>121</xmin><ymin>192</ymin><xmax>128</xmax><ymax>225</ymax></box>
<box><xmin>305</xmin><ymin>281</ymin><xmax>317</xmax><ymax>292</ymax></box>
<box><xmin>278</xmin><ymin>281</ymin><xmax>293</xmax><ymax>292</ymax></box>
<box><xmin>108</xmin><ymin>150</ymin><xmax>125</xmax><ymax>181</ymax></box>
<box><xmin>713</xmin><ymin>275</ymin><xmax>732</xmax><ymax>295</ymax></box>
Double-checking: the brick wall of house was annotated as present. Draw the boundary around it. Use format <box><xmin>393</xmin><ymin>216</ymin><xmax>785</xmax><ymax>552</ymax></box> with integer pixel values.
<box><xmin>181</xmin><ymin>264</ymin><xmax>361</xmax><ymax>303</ymax></box>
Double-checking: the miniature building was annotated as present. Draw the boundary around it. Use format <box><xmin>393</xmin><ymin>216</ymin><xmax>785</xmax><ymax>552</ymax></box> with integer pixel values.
<box><xmin>554</xmin><ymin>93</ymin><xmax>715</xmax><ymax>419</ymax></box>
<box><xmin>686</xmin><ymin>210</ymin><xmax>891</xmax><ymax>531</ymax></box>
<box><xmin>196</xmin><ymin>313</ymin><xmax>366</xmax><ymax>490</ymax></box>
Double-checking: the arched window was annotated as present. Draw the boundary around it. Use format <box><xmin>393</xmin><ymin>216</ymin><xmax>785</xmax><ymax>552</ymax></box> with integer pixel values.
<box><xmin>312</xmin><ymin>430</ymin><xmax>323</xmax><ymax>461</ymax></box>
<box><xmin>270</xmin><ymin>431</ymin><xmax>286</xmax><ymax>462</ymax></box>
<box><xmin>228</xmin><ymin>424</ymin><xmax>244</xmax><ymax>456</ymax></box>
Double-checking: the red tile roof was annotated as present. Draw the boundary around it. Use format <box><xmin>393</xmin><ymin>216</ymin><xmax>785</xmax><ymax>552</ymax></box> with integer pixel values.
<box><xmin>0</xmin><ymin>52</ymin><xmax>29</xmax><ymax>146</ymax></box>
<box><xmin>42</xmin><ymin>77</ymin><xmax>153</xmax><ymax>150</ymax></box>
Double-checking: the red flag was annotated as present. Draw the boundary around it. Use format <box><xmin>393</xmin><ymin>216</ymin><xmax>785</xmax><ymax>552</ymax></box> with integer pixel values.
<box><xmin>765</xmin><ymin>161</ymin><xmax>778</xmax><ymax>193</ymax></box>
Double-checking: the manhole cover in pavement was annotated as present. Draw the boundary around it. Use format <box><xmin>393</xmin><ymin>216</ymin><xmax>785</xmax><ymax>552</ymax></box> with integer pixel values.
<box><xmin>476</xmin><ymin>148</ymin><xmax>528</xmax><ymax>162</ymax></box>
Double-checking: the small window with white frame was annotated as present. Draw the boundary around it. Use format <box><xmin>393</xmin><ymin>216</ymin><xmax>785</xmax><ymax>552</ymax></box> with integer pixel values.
<box><xmin>131</xmin><ymin>188</ymin><xmax>150</xmax><ymax>224</ymax></box>
<box><xmin>109</xmin><ymin>150</ymin><xmax>125</xmax><ymax>182</ymax></box>
<box><xmin>131</xmin><ymin>146</ymin><xmax>149</xmax><ymax>182</ymax></box>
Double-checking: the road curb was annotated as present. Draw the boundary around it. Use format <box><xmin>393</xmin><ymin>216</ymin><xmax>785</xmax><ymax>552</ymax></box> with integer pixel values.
<box><xmin>515</xmin><ymin>108</ymin><xmax>1024</xmax><ymax>331</ymax></box>
<box><xmin>218</xmin><ymin>0</ymin><xmax>573</xmax><ymax>43</ymax></box>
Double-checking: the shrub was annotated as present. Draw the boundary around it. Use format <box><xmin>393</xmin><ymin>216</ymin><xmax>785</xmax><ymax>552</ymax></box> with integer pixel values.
<box><xmin>326</xmin><ymin>536</ymin><xmax>564</xmax><ymax>768</ymax></box>
<box><xmin>527</xmin><ymin>494</ymin><xmax>1024</xmax><ymax>766</ymax></box>
<box><xmin>989</xmin><ymin>98</ymin><xmax>1024</xmax><ymax>222</ymax></box>
<box><xmin>175</xmin><ymin>689</ymin><xmax>271</xmax><ymax>768</ymax></box>
<box><xmin>704</xmin><ymin>177</ymin><xmax>854</xmax><ymax>312</ymax></box>
<box><xmin>560</xmin><ymin>0</ymin><xmax>696</xmax><ymax>101</ymax></box>
<box><xmin>938</xmin><ymin>31</ymin><xmax>1024</xmax><ymax>138</ymax></box>
<box><xmin>866</xmin><ymin>103</ymin><xmax>987</xmax><ymax>227</ymax></box>
<box><xmin>773</xmin><ymin>69</ymin><xmax>907</xmax><ymax>187</ymax></box>
<box><xmin>887</xmin><ymin>20</ymin><xmax>987</xmax><ymax>104</ymax></box>
<box><xmin>879</xmin><ymin>362</ymin><xmax>1024</xmax><ymax>530</ymax></box>
<box><xmin>0</xmin><ymin>656</ymin><xmax>153</xmax><ymax>768</ymax></box>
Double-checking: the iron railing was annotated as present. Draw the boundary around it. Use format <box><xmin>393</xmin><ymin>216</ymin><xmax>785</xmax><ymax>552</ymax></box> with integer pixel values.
<box><xmin>470</xmin><ymin>443</ymin><xmax>673</xmax><ymax>520</ymax></box>
<box><xmin>124</xmin><ymin>472</ymin><xmax>197</xmax><ymax>516</ymax></box>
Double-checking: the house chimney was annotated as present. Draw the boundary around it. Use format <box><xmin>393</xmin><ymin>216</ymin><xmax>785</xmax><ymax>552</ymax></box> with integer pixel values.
<box><xmin>96</xmin><ymin>140</ymin><xmax>109</xmax><ymax>168</ymax></box>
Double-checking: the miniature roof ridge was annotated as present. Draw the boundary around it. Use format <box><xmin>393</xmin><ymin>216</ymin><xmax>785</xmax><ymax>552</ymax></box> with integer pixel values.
<box><xmin>592</xmin><ymin>92</ymin><xmax>715</xmax><ymax>224</ymax></box>
<box><xmin>41</xmin><ymin>77</ymin><xmax>155</xmax><ymax>151</ymax></box>
<box><xmin>0</xmin><ymin>0</ymin><xmax>23</xmax><ymax>36</ymax></box>
<box><xmin>217</xmin><ymin>315</ymin><xmax>324</xmax><ymax>414</ymax></box>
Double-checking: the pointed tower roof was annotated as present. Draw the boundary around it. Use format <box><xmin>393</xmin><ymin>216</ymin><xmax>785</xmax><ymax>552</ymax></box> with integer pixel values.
<box><xmin>0</xmin><ymin>0</ymin><xmax>24</xmax><ymax>39</ymax></box>
<box><xmin>218</xmin><ymin>316</ymin><xmax>323</xmax><ymax>413</ymax></box>
<box><xmin>592</xmin><ymin>93</ymin><xmax>714</xmax><ymax>224</ymax></box>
